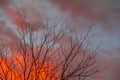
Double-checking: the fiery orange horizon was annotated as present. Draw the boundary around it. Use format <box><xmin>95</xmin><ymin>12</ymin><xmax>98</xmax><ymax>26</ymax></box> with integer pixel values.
<box><xmin>0</xmin><ymin>52</ymin><xmax>58</xmax><ymax>80</ymax></box>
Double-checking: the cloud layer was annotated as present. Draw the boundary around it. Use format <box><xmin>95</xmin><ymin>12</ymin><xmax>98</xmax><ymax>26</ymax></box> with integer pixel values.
<box><xmin>0</xmin><ymin>0</ymin><xmax>120</xmax><ymax>80</ymax></box>
<box><xmin>51</xmin><ymin>0</ymin><xmax>120</xmax><ymax>33</ymax></box>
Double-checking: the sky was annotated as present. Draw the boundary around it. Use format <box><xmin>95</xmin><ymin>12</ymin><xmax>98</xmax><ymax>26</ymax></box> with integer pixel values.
<box><xmin>0</xmin><ymin>0</ymin><xmax>120</xmax><ymax>80</ymax></box>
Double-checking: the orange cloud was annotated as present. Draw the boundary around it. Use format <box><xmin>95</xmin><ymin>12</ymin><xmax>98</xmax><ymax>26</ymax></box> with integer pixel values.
<box><xmin>0</xmin><ymin>49</ymin><xmax>57</xmax><ymax>80</ymax></box>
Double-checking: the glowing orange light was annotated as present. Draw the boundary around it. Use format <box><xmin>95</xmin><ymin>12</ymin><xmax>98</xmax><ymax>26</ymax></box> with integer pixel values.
<box><xmin>0</xmin><ymin>53</ymin><xmax>57</xmax><ymax>80</ymax></box>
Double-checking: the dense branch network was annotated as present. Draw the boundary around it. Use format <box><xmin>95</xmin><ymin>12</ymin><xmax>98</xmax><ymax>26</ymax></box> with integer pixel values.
<box><xmin>0</xmin><ymin>19</ymin><xmax>104</xmax><ymax>80</ymax></box>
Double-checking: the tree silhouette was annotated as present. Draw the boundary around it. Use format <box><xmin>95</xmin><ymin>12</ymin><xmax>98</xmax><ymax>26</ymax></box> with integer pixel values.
<box><xmin>0</xmin><ymin>19</ymin><xmax>105</xmax><ymax>80</ymax></box>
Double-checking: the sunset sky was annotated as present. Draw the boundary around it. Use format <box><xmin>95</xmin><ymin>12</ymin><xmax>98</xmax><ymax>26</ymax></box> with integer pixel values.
<box><xmin>0</xmin><ymin>0</ymin><xmax>120</xmax><ymax>80</ymax></box>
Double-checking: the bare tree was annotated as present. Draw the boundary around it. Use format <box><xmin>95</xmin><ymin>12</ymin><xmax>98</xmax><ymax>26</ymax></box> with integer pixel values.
<box><xmin>0</xmin><ymin>18</ymin><xmax>105</xmax><ymax>80</ymax></box>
